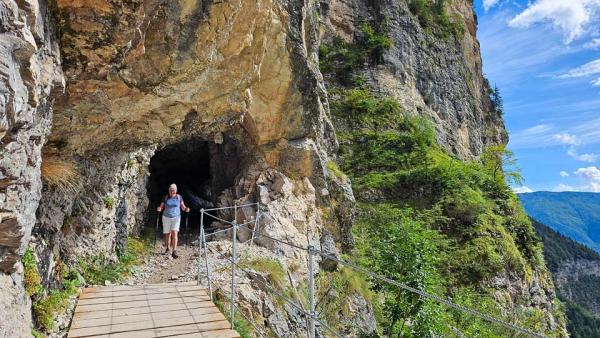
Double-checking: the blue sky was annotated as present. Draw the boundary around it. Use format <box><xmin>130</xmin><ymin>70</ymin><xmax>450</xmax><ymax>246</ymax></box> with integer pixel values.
<box><xmin>474</xmin><ymin>0</ymin><xmax>600</xmax><ymax>193</ymax></box>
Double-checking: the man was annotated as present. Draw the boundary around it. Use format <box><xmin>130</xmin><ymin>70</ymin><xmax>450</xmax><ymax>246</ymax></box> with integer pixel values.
<box><xmin>157</xmin><ymin>183</ymin><xmax>190</xmax><ymax>258</ymax></box>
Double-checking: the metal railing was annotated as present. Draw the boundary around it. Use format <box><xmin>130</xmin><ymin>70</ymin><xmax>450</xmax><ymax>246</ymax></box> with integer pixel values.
<box><xmin>193</xmin><ymin>202</ymin><xmax>546</xmax><ymax>338</ymax></box>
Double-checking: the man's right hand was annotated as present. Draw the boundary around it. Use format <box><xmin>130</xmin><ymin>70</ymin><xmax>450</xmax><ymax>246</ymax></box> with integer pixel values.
<box><xmin>156</xmin><ymin>207</ymin><xmax>162</xmax><ymax>212</ymax></box>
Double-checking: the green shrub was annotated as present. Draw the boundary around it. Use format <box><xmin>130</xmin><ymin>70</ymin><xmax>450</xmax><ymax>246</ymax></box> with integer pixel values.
<box><xmin>320</xmin><ymin>21</ymin><xmax>393</xmax><ymax>85</ymax></box>
<box><xmin>33</xmin><ymin>273</ymin><xmax>81</xmax><ymax>332</ymax></box>
<box><xmin>409</xmin><ymin>0</ymin><xmax>464</xmax><ymax>39</ymax></box>
<box><xmin>103</xmin><ymin>196</ymin><xmax>115</xmax><ymax>209</ymax></box>
<box><xmin>22</xmin><ymin>247</ymin><xmax>42</xmax><ymax>297</ymax></box>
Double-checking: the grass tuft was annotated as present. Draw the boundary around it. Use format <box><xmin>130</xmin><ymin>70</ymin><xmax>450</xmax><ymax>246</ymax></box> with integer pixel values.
<box><xmin>78</xmin><ymin>237</ymin><xmax>151</xmax><ymax>285</ymax></box>
<box><xmin>40</xmin><ymin>157</ymin><xmax>80</xmax><ymax>192</ymax></box>
<box><xmin>327</xmin><ymin>160</ymin><xmax>348</xmax><ymax>181</ymax></box>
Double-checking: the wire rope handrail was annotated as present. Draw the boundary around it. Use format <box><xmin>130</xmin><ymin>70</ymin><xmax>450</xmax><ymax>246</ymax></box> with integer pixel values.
<box><xmin>195</xmin><ymin>204</ymin><xmax>545</xmax><ymax>338</ymax></box>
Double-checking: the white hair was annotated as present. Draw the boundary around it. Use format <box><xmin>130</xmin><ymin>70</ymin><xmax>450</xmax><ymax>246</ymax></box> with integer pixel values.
<box><xmin>169</xmin><ymin>183</ymin><xmax>177</xmax><ymax>191</ymax></box>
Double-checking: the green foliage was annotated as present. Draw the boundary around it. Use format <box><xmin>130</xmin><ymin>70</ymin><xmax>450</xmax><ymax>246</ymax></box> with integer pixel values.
<box><xmin>330</xmin><ymin>89</ymin><xmax>405</xmax><ymax>128</ymax></box>
<box><xmin>316</xmin><ymin>267</ymin><xmax>376</xmax><ymax>331</ymax></box>
<box><xmin>240</xmin><ymin>256</ymin><xmax>286</xmax><ymax>289</ymax></box>
<box><xmin>331</xmin><ymin>82</ymin><xmax>550</xmax><ymax>334</ymax></box>
<box><xmin>481</xmin><ymin>144</ymin><xmax>523</xmax><ymax>186</ymax></box>
<box><xmin>23</xmin><ymin>247</ymin><xmax>43</xmax><ymax>297</ymax></box>
<box><xmin>78</xmin><ymin>237</ymin><xmax>150</xmax><ymax>285</ymax></box>
<box><xmin>31</xmin><ymin>329</ymin><xmax>44</xmax><ymax>338</ymax></box>
<box><xmin>564</xmin><ymin>300</ymin><xmax>600</xmax><ymax>338</ymax></box>
<box><xmin>408</xmin><ymin>0</ymin><xmax>465</xmax><ymax>39</ymax></box>
<box><xmin>319</xmin><ymin>21</ymin><xmax>392</xmax><ymax>85</ymax></box>
<box><xmin>33</xmin><ymin>270</ymin><xmax>82</xmax><ymax>332</ymax></box>
<box><xmin>327</xmin><ymin>160</ymin><xmax>348</xmax><ymax>181</ymax></box>
<box><xmin>103</xmin><ymin>195</ymin><xmax>114</xmax><ymax>209</ymax></box>
<box><xmin>354</xmin><ymin>204</ymin><xmax>446</xmax><ymax>336</ymax></box>
<box><xmin>214</xmin><ymin>297</ymin><xmax>257</xmax><ymax>338</ymax></box>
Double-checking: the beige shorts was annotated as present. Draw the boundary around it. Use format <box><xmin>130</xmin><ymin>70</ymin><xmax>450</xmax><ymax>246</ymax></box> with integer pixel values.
<box><xmin>162</xmin><ymin>216</ymin><xmax>181</xmax><ymax>234</ymax></box>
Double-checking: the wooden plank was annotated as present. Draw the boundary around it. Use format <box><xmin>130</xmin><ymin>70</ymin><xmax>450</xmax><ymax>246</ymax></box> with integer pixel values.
<box><xmin>77</xmin><ymin>290</ymin><xmax>209</xmax><ymax>305</ymax></box>
<box><xmin>164</xmin><ymin>329</ymin><xmax>242</xmax><ymax>338</ymax></box>
<box><xmin>68</xmin><ymin>284</ymin><xmax>238</xmax><ymax>338</ymax></box>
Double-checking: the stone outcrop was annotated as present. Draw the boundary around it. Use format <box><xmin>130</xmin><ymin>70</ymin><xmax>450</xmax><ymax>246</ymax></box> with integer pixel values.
<box><xmin>0</xmin><ymin>0</ymin><xmax>63</xmax><ymax>335</ymax></box>
<box><xmin>554</xmin><ymin>259</ymin><xmax>600</xmax><ymax>315</ymax></box>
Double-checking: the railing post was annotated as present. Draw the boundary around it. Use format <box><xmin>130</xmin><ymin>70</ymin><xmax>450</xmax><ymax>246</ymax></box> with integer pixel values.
<box><xmin>250</xmin><ymin>210</ymin><xmax>260</xmax><ymax>246</ymax></box>
<box><xmin>308</xmin><ymin>245</ymin><xmax>316</xmax><ymax>338</ymax></box>
<box><xmin>200</xmin><ymin>209</ymin><xmax>213</xmax><ymax>301</ymax></box>
<box><xmin>197</xmin><ymin>210</ymin><xmax>202</xmax><ymax>286</ymax></box>
<box><xmin>230</xmin><ymin>220</ymin><xmax>238</xmax><ymax>329</ymax></box>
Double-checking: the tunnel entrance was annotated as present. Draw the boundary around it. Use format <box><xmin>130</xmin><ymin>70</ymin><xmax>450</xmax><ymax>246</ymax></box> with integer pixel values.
<box><xmin>146</xmin><ymin>137</ymin><xmax>244</xmax><ymax>234</ymax></box>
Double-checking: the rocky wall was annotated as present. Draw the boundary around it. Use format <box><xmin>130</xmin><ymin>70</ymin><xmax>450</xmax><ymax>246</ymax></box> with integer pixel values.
<box><xmin>0</xmin><ymin>0</ymin><xmax>63</xmax><ymax>335</ymax></box>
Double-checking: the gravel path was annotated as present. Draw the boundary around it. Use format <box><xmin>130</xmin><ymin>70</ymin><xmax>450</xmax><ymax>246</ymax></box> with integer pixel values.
<box><xmin>127</xmin><ymin>234</ymin><xmax>201</xmax><ymax>285</ymax></box>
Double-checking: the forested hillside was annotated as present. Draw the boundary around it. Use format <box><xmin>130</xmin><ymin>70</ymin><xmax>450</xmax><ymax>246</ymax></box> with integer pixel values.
<box><xmin>533</xmin><ymin>219</ymin><xmax>600</xmax><ymax>337</ymax></box>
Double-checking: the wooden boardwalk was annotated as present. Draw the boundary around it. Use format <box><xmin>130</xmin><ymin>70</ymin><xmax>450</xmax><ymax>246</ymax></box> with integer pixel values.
<box><xmin>68</xmin><ymin>282</ymin><xmax>240</xmax><ymax>338</ymax></box>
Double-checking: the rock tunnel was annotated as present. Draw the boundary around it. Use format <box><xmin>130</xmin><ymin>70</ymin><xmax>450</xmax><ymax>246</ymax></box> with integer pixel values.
<box><xmin>145</xmin><ymin>136</ymin><xmax>246</xmax><ymax>234</ymax></box>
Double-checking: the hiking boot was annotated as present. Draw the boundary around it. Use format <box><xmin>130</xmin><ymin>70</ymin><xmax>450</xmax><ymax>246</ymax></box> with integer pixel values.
<box><xmin>172</xmin><ymin>250</ymin><xmax>179</xmax><ymax>259</ymax></box>
<box><xmin>164</xmin><ymin>248</ymin><xmax>170</xmax><ymax>255</ymax></box>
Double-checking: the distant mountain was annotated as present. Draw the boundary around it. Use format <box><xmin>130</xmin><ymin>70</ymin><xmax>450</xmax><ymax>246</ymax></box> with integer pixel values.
<box><xmin>519</xmin><ymin>191</ymin><xmax>600</xmax><ymax>252</ymax></box>
<box><xmin>533</xmin><ymin>219</ymin><xmax>600</xmax><ymax>337</ymax></box>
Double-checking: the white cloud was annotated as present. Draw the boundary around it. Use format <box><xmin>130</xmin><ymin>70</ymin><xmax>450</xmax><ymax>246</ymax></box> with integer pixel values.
<box><xmin>558</xmin><ymin>58</ymin><xmax>600</xmax><ymax>78</ymax></box>
<box><xmin>510</xmin><ymin>124</ymin><xmax>556</xmax><ymax>149</ymax></box>
<box><xmin>592</xmin><ymin>77</ymin><xmax>600</xmax><ymax>86</ymax></box>
<box><xmin>574</xmin><ymin>166</ymin><xmax>600</xmax><ymax>192</ymax></box>
<box><xmin>553</xmin><ymin>132</ymin><xmax>579</xmax><ymax>145</ymax></box>
<box><xmin>560</xmin><ymin>171</ymin><xmax>570</xmax><ymax>177</ymax></box>
<box><xmin>584</xmin><ymin>38</ymin><xmax>600</xmax><ymax>49</ymax></box>
<box><xmin>508</xmin><ymin>0</ymin><xmax>600</xmax><ymax>43</ymax></box>
<box><xmin>567</xmin><ymin>145</ymin><xmax>599</xmax><ymax>162</ymax></box>
<box><xmin>484</xmin><ymin>0</ymin><xmax>502</xmax><ymax>11</ymax></box>
<box><xmin>554</xmin><ymin>183</ymin><xmax>575</xmax><ymax>191</ymax></box>
<box><xmin>513</xmin><ymin>186</ymin><xmax>534</xmax><ymax>194</ymax></box>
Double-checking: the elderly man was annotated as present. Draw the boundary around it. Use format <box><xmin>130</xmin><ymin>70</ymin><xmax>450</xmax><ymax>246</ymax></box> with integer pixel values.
<box><xmin>157</xmin><ymin>183</ymin><xmax>190</xmax><ymax>258</ymax></box>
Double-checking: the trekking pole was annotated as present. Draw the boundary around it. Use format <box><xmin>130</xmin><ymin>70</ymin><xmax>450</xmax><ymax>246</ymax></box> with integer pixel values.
<box><xmin>154</xmin><ymin>211</ymin><xmax>160</xmax><ymax>253</ymax></box>
<box><xmin>185</xmin><ymin>210</ymin><xmax>189</xmax><ymax>246</ymax></box>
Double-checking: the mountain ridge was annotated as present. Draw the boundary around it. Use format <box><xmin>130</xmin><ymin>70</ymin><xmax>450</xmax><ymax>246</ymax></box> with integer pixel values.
<box><xmin>520</xmin><ymin>191</ymin><xmax>600</xmax><ymax>252</ymax></box>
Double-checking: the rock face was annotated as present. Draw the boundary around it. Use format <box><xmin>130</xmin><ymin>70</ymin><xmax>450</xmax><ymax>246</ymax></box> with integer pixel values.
<box><xmin>0</xmin><ymin>0</ymin><xmax>63</xmax><ymax>335</ymax></box>
<box><xmin>554</xmin><ymin>259</ymin><xmax>600</xmax><ymax>315</ymax></box>
<box><xmin>320</xmin><ymin>0</ymin><xmax>507</xmax><ymax>159</ymax></box>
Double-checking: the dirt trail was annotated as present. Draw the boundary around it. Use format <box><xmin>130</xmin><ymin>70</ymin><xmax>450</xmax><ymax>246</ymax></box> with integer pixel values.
<box><xmin>127</xmin><ymin>233</ymin><xmax>200</xmax><ymax>285</ymax></box>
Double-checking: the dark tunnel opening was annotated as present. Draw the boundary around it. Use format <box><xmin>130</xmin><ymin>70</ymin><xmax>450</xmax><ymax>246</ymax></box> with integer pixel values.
<box><xmin>145</xmin><ymin>137</ymin><xmax>243</xmax><ymax>239</ymax></box>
